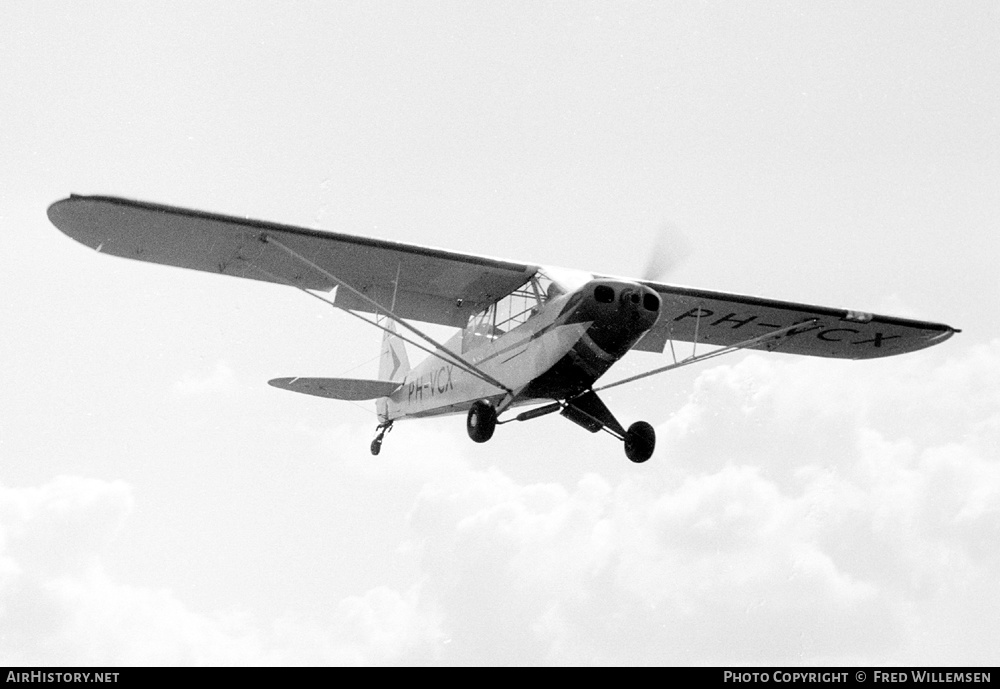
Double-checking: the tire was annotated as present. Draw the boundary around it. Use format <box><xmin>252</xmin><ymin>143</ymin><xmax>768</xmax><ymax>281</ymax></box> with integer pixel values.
<box><xmin>467</xmin><ymin>399</ymin><xmax>497</xmax><ymax>443</ymax></box>
<box><xmin>624</xmin><ymin>421</ymin><xmax>655</xmax><ymax>463</ymax></box>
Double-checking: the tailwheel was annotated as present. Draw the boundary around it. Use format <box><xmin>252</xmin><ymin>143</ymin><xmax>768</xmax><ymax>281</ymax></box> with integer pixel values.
<box><xmin>370</xmin><ymin>422</ymin><xmax>392</xmax><ymax>456</ymax></box>
<box><xmin>624</xmin><ymin>421</ymin><xmax>655</xmax><ymax>463</ymax></box>
<box><xmin>466</xmin><ymin>399</ymin><xmax>497</xmax><ymax>443</ymax></box>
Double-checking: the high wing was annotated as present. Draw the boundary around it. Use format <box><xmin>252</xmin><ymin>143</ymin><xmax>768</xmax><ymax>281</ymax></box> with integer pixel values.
<box><xmin>48</xmin><ymin>194</ymin><xmax>957</xmax><ymax>361</ymax></box>
<box><xmin>629</xmin><ymin>280</ymin><xmax>957</xmax><ymax>359</ymax></box>
<box><xmin>48</xmin><ymin>195</ymin><xmax>538</xmax><ymax>327</ymax></box>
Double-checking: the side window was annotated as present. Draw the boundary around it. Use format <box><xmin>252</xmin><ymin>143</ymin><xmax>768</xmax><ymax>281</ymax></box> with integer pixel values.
<box><xmin>462</xmin><ymin>304</ymin><xmax>498</xmax><ymax>353</ymax></box>
<box><xmin>462</xmin><ymin>273</ymin><xmax>550</xmax><ymax>353</ymax></box>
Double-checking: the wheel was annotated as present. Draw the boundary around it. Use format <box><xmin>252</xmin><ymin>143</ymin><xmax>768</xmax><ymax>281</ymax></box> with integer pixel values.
<box><xmin>624</xmin><ymin>421</ymin><xmax>655</xmax><ymax>463</ymax></box>
<box><xmin>466</xmin><ymin>399</ymin><xmax>497</xmax><ymax>443</ymax></box>
<box><xmin>370</xmin><ymin>437</ymin><xmax>382</xmax><ymax>456</ymax></box>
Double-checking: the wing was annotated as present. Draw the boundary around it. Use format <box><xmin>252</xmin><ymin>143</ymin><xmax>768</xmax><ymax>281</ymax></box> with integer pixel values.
<box><xmin>48</xmin><ymin>195</ymin><xmax>538</xmax><ymax>327</ymax></box>
<box><xmin>631</xmin><ymin>281</ymin><xmax>958</xmax><ymax>360</ymax></box>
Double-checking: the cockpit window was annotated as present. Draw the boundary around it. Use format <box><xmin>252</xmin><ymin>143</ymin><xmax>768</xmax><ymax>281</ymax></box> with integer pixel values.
<box><xmin>462</xmin><ymin>272</ymin><xmax>556</xmax><ymax>352</ymax></box>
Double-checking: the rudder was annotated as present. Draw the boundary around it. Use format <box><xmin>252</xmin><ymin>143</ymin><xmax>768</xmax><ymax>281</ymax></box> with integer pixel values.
<box><xmin>376</xmin><ymin>322</ymin><xmax>409</xmax><ymax>421</ymax></box>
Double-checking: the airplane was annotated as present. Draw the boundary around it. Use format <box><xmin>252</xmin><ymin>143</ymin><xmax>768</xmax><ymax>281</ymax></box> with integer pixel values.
<box><xmin>48</xmin><ymin>195</ymin><xmax>960</xmax><ymax>463</ymax></box>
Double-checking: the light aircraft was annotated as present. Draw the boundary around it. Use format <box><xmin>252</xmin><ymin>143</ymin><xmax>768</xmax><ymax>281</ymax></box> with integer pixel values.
<box><xmin>48</xmin><ymin>195</ymin><xmax>959</xmax><ymax>462</ymax></box>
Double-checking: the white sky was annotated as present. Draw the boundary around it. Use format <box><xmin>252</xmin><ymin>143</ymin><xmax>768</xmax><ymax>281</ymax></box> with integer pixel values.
<box><xmin>1</xmin><ymin>1</ymin><xmax>997</xmax><ymax>666</ymax></box>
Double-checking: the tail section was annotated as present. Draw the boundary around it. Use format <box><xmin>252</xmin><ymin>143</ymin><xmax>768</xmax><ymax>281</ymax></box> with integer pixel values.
<box><xmin>379</xmin><ymin>321</ymin><xmax>410</xmax><ymax>382</ymax></box>
<box><xmin>377</xmin><ymin>322</ymin><xmax>409</xmax><ymax>421</ymax></box>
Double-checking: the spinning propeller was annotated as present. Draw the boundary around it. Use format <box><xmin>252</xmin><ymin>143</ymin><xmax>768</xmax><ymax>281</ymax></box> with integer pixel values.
<box><xmin>640</xmin><ymin>221</ymin><xmax>692</xmax><ymax>282</ymax></box>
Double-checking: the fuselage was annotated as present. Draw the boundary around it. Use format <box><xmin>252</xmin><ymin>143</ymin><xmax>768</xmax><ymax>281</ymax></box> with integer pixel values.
<box><xmin>380</xmin><ymin>274</ymin><xmax>661</xmax><ymax>422</ymax></box>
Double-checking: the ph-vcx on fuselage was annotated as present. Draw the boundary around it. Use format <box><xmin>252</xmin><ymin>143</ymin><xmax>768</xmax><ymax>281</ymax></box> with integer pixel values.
<box><xmin>46</xmin><ymin>195</ymin><xmax>961</xmax><ymax>464</ymax></box>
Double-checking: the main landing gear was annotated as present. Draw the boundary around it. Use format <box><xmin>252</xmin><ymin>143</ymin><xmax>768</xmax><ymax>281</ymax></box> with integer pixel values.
<box><xmin>464</xmin><ymin>394</ymin><xmax>655</xmax><ymax>463</ymax></box>
<box><xmin>370</xmin><ymin>421</ymin><xmax>393</xmax><ymax>456</ymax></box>
<box><xmin>623</xmin><ymin>421</ymin><xmax>655</xmax><ymax>464</ymax></box>
<box><xmin>466</xmin><ymin>399</ymin><xmax>497</xmax><ymax>443</ymax></box>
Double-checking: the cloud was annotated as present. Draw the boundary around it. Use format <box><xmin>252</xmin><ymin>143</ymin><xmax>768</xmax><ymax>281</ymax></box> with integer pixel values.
<box><xmin>0</xmin><ymin>476</ymin><xmax>441</xmax><ymax>665</ymax></box>
<box><xmin>401</xmin><ymin>342</ymin><xmax>1000</xmax><ymax>665</ymax></box>
<box><xmin>406</xmin><ymin>467</ymin><xmax>902</xmax><ymax>665</ymax></box>
<box><xmin>0</xmin><ymin>476</ymin><xmax>132</xmax><ymax>579</ymax></box>
<box><xmin>326</xmin><ymin>585</ymin><xmax>444</xmax><ymax>665</ymax></box>
<box><xmin>171</xmin><ymin>361</ymin><xmax>236</xmax><ymax>397</ymax></box>
<box><xmin>4</xmin><ymin>342</ymin><xmax>998</xmax><ymax>665</ymax></box>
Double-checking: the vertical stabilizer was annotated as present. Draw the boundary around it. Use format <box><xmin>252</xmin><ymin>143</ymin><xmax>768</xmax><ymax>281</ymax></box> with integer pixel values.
<box><xmin>379</xmin><ymin>321</ymin><xmax>410</xmax><ymax>382</ymax></box>
<box><xmin>376</xmin><ymin>321</ymin><xmax>409</xmax><ymax>420</ymax></box>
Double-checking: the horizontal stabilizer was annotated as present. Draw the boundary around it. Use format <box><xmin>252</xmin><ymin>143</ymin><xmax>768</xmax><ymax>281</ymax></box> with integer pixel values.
<box><xmin>268</xmin><ymin>377</ymin><xmax>401</xmax><ymax>401</ymax></box>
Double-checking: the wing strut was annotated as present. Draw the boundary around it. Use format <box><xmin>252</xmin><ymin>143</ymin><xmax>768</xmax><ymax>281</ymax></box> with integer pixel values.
<box><xmin>256</xmin><ymin>234</ymin><xmax>513</xmax><ymax>395</ymax></box>
<box><xmin>243</xmin><ymin>256</ymin><xmax>506</xmax><ymax>393</ymax></box>
<box><xmin>595</xmin><ymin>320</ymin><xmax>818</xmax><ymax>393</ymax></box>
<box><xmin>499</xmin><ymin>398</ymin><xmax>628</xmax><ymax>440</ymax></box>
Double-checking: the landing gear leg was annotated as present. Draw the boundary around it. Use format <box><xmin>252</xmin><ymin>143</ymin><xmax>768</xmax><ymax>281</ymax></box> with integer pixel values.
<box><xmin>370</xmin><ymin>421</ymin><xmax>393</xmax><ymax>456</ymax></box>
<box><xmin>557</xmin><ymin>391</ymin><xmax>656</xmax><ymax>463</ymax></box>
